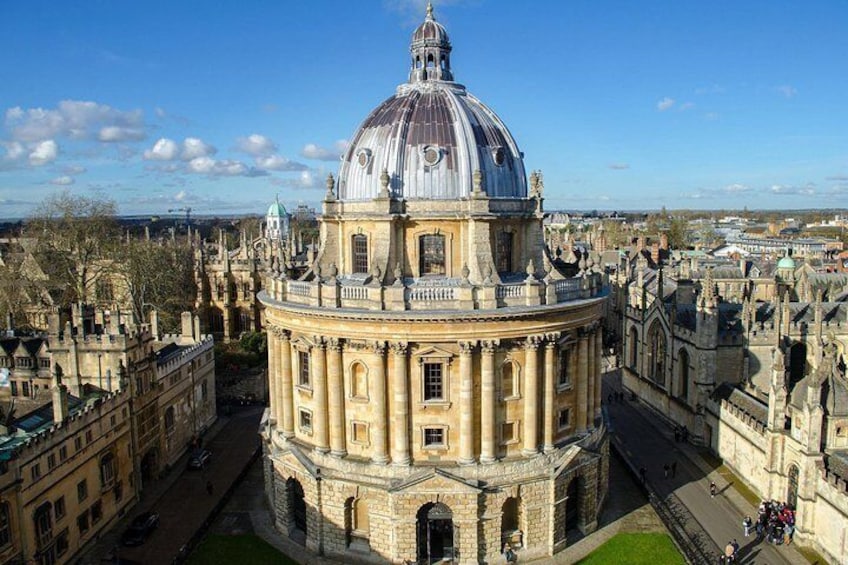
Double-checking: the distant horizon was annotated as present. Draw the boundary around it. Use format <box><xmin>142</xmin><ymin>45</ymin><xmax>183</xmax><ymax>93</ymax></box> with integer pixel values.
<box><xmin>2</xmin><ymin>1</ymin><xmax>846</xmax><ymax>217</ymax></box>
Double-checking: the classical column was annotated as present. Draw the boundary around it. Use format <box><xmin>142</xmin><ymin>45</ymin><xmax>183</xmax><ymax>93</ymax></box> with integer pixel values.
<box><xmin>390</xmin><ymin>342</ymin><xmax>410</xmax><ymax>465</ymax></box>
<box><xmin>326</xmin><ymin>338</ymin><xmax>346</xmax><ymax>457</ymax></box>
<box><xmin>312</xmin><ymin>339</ymin><xmax>329</xmax><ymax>452</ymax></box>
<box><xmin>279</xmin><ymin>331</ymin><xmax>294</xmax><ymax>437</ymax></box>
<box><xmin>267</xmin><ymin>326</ymin><xmax>279</xmax><ymax>424</ymax></box>
<box><xmin>369</xmin><ymin>341</ymin><xmax>389</xmax><ymax>464</ymax></box>
<box><xmin>543</xmin><ymin>334</ymin><xmax>558</xmax><ymax>452</ymax></box>
<box><xmin>595</xmin><ymin>327</ymin><xmax>603</xmax><ymax>420</ymax></box>
<box><xmin>522</xmin><ymin>336</ymin><xmax>541</xmax><ymax>456</ymax></box>
<box><xmin>458</xmin><ymin>341</ymin><xmax>477</xmax><ymax>465</ymax></box>
<box><xmin>587</xmin><ymin>329</ymin><xmax>596</xmax><ymax>428</ymax></box>
<box><xmin>480</xmin><ymin>341</ymin><xmax>498</xmax><ymax>463</ymax></box>
<box><xmin>577</xmin><ymin>332</ymin><xmax>589</xmax><ymax>432</ymax></box>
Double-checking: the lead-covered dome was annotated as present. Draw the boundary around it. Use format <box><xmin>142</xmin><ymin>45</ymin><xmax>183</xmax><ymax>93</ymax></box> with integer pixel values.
<box><xmin>336</xmin><ymin>3</ymin><xmax>526</xmax><ymax>201</ymax></box>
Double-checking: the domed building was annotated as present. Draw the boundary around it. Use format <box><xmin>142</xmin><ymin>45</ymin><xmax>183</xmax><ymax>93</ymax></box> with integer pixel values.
<box><xmin>266</xmin><ymin>195</ymin><xmax>290</xmax><ymax>242</ymax></box>
<box><xmin>260</xmin><ymin>5</ymin><xmax>609</xmax><ymax>563</ymax></box>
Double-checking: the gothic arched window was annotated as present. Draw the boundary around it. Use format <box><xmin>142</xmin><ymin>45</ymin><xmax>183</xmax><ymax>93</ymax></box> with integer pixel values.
<box><xmin>647</xmin><ymin>322</ymin><xmax>666</xmax><ymax>386</ymax></box>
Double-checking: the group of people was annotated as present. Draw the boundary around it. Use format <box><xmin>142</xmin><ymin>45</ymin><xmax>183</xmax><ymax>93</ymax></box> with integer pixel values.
<box><xmin>719</xmin><ymin>539</ymin><xmax>740</xmax><ymax>563</ymax></box>
<box><xmin>673</xmin><ymin>424</ymin><xmax>690</xmax><ymax>443</ymax></box>
<box><xmin>606</xmin><ymin>391</ymin><xmax>626</xmax><ymax>404</ymax></box>
<box><xmin>751</xmin><ymin>499</ymin><xmax>796</xmax><ymax>545</ymax></box>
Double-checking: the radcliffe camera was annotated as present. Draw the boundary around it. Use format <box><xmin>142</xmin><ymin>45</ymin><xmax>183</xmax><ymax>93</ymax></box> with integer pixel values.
<box><xmin>0</xmin><ymin>2</ymin><xmax>845</xmax><ymax>565</ymax></box>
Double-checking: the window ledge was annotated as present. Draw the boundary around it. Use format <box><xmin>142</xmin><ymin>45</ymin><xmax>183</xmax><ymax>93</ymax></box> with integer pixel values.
<box><xmin>348</xmin><ymin>396</ymin><xmax>370</xmax><ymax>404</ymax></box>
<box><xmin>295</xmin><ymin>385</ymin><xmax>313</xmax><ymax>397</ymax></box>
<box><xmin>556</xmin><ymin>384</ymin><xmax>573</xmax><ymax>393</ymax></box>
<box><xmin>419</xmin><ymin>401</ymin><xmax>451</xmax><ymax>410</ymax></box>
<box><xmin>422</xmin><ymin>444</ymin><xmax>449</xmax><ymax>451</ymax></box>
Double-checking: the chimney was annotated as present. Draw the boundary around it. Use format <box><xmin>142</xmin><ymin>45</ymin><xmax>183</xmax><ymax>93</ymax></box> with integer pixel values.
<box><xmin>660</xmin><ymin>233</ymin><xmax>669</xmax><ymax>251</ymax></box>
<box><xmin>651</xmin><ymin>242</ymin><xmax>660</xmax><ymax>265</ymax></box>
<box><xmin>52</xmin><ymin>371</ymin><xmax>69</xmax><ymax>423</ymax></box>
<box><xmin>149</xmin><ymin>309</ymin><xmax>160</xmax><ymax>340</ymax></box>
<box><xmin>193</xmin><ymin>315</ymin><xmax>201</xmax><ymax>342</ymax></box>
<box><xmin>181</xmin><ymin>312</ymin><xmax>194</xmax><ymax>340</ymax></box>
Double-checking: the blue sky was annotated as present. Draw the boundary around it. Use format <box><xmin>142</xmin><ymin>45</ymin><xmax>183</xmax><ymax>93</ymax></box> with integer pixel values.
<box><xmin>1</xmin><ymin>0</ymin><xmax>847</xmax><ymax>217</ymax></box>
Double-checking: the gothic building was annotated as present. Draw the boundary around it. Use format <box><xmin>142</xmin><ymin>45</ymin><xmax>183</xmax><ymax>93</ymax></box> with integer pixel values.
<box><xmin>620</xmin><ymin>256</ymin><xmax>848</xmax><ymax>564</ymax></box>
<box><xmin>260</xmin><ymin>6</ymin><xmax>608</xmax><ymax>564</ymax></box>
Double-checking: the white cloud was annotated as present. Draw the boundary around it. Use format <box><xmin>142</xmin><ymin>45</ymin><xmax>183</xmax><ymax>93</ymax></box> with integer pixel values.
<box><xmin>143</xmin><ymin>138</ymin><xmax>180</xmax><ymax>160</ymax></box>
<box><xmin>769</xmin><ymin>183</ymin><xmax>815</xmax><ymax>195</ymax></box>
<box><xmin>608</xmin><ymin>163</ymin><xmax>629</xmax><ymax>170</ymax></box>
<box><xmin>777</xmin><ymin>85</ymin><xmax>797</xmax><ymax>98</ymax></box>
<box><xmin>98</xmin><ymin>126</ymin><xmax>145</xmax><ymax>142</ymax></box>
<box><xmin>235</xmin><ymin>134</ymin><xmax>277</xmax><ymax>156</ymax></box>
<box><xmin>50</xmin><ymin>175</ymin><xmax>75</xmax><ymax>186</ymax></box>
<box><xmin>2</xmin><ymin>141</ymin><xmax>25</xmax><ymax>161</ymax></box>
<box><xmin>724</xmin><ymin>183</ymin><xmax>751</xmax><ymax>193</ymax></box>
<box><xmin>186</xmin><ymin>156</ymin><xmax>251</xmax><ymax>177</ymax></box>
<box><xmin>29</xmin><ymin>140</ymin><xmax>58</xmax><ymax>166</ymax></box>
<box><xmin>5</xmin><ymin>100</ymin><xmax>145</xmax><ymax>143</ymax></box>
<box><xmin>61</xmin><ymin>164</ymin><xmax>87</xmax><ymax>175</ymax></box>
<box><xmin>657</xmin><ymin>97</ymin><xmax>675</xmax><ymax>111</ymax></box>
<box><xmin>301</xmin><ymin>140</ymin><xmax>349</xmax><ymax>161</ymax></box>
<box><xmin>255</xmin><ymin>154</ymin><xmax>308</xmax><ymax>171</ymax></box>
<box><xmin>187</xmin><ymin>156</ymin><xmax>215</xmax><ymax>174</ymax></box>
<box><xmin>181</xmin><ymin>137</ymin><xmax>217</xmax><ymax>160</ymax></box>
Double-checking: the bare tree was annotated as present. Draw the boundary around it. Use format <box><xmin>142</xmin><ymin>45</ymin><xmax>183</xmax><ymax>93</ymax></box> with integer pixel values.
<box><xmin>27</xmin><ymin>192</ymin><xmax>119</xmax><ymax>307</ymax></box>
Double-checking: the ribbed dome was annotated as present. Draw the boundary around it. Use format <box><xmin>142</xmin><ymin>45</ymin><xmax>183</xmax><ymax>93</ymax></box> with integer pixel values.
<box><xmin>336</xmin><ymin>4</ymin><xmax>526</xmax><ymax>202</ymax></box>
<box><xmin>267</xmin><ymin>198</ymin><xmax>286</xmax><ymax>217</ymax></box>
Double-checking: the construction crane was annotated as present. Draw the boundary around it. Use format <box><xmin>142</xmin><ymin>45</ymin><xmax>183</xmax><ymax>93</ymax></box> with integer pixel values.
<box><xmin>168</xmin><ymin>207</ymin><xmax>192</xmax><ymax>229</ymax></box>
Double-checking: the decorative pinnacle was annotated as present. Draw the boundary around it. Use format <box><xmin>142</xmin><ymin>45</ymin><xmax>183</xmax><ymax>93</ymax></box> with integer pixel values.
<box><xmin>426</xmin><ymin>1</ymin><xmax>434</xmax><ymax>20</ymax></box>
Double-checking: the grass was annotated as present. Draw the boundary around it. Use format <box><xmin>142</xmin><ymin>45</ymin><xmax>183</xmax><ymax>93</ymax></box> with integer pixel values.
<box><xmin>188</xmin><ymin>534</ymin><xmax>298</xmax><ymax>565</ymax></box>
<box><xmin>576</xmin><ymin>533</ymin><xmax>685</xmax><ymax>565</ymax></box>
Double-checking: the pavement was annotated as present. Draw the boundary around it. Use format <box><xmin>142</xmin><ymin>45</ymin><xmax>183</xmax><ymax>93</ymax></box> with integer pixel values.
<box><xmin>606</xmin><ymin>368</ymin><xmax>809</xmax><ymax>565</ymax></box>
<box><xmin>80</xmin><ymin>405</ymin><xmax>263</xmax><ymax>565</ymax></box>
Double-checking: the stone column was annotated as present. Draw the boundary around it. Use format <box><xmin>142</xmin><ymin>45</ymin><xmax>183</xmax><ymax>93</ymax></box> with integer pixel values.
<box><xmin>369</xmin><ymin>341</ymin><xmax>389</xmax><ymax>464</ymax></box>
<box><xmin>312</xmin><ymin>339</ymin><xmax>329</xmax><ymax>452</ymax></box>
<box><xmin>543</xmin><ymin>334</ymin><xmax>558</xmax><ymax>452</ymax></box>
<box><xmin>522</xmin><ymin>336</ymin><xmax>541</xmax><ymax>456</ymax></box>
<box><xmin>480</xmin><ymin>341</ymin><xmax>498</xmax><ymax>463</ymax></box>
<box><xmin>595</xmin><ymin>327</ymin><xmax>603</xmax><ymax>420</ymax></box>
<box><xmin>279</xmin><ymin>331</ymin><xmax>294</xmax><ymax>437</ymax></box>
<box><xmin>326</xmin><ymin>338</ymin><xmax>346</xmax><ymax>457</ymax></box>
<box><xmin>587</xmin><ymin>329</ymin><xmax>596</xmax><ymax>428</ymax></box>
<box><xmin>459</xmin><ymin>341</ymin><xmax>477</xmax><ymax>465</ymax></box>
<box><xmin>577</xmin><ymin>332</ymin><xmax>589</xmax><ymax>432</ymax></box>
<box><xmin>390</xmin><ymin>342</ymin><xmax>410</xmax><ymax>465</ymax></box>
<box><xmin>267</xmin><ymin>326</ymin><xmax>279</xmax><ymax>424</ymax></box>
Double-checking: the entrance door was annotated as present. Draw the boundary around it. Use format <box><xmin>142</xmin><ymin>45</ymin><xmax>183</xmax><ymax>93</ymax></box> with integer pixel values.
<box><xmin>565</xmin><ymin>478</ymin><xmax>580</xmax><ymax>531</ymax></box>
<box><xmin>287</xmin><ymin>478</ymin><xmax>307</xmax><ymax>537</ymax></box>
<box><xmin>417</xmin><ymin>502</ymin><xmax>454</xmax><ymax>563</ymax></box>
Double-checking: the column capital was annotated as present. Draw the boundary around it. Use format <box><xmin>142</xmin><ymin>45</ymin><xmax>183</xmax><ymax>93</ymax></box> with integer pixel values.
<box><xmin>269</xmin><ymin>325</ymin><xmax>290</xmax><ymax>340</ymax></box>
<box><xmin>366</xmin><ymin>340</ymin><xmax>386</xmax><ymax>354</ymax></box>
<box><xmin>389</xmin><ymin>341</ymin><xmax>408</xmax><ymax>355</ymax></box>
<box><xmin>325</xmin><ymin>337</ymin><xmax>342</xmax><ymax>352</ymax></box>
<box><xmin>525</xmin><ymin>335</ymin><xmax>543</xmax><ymax>350</ymax></box>
<box><xmin>480</xmin><ymin>339</ymin><xmax>500</xmax><ymax>354</ymax></box>
<box><xmin>545</xmin><ymin>332</ymin><xmax>561</xmax><ymax>348</ymax></box>
<box><xmin>458</xmin><ymin>340</ymin><xmax>477</xmax><ymax>355</ymax></box>
<box><xmin>311</xmin><ymin>336</ymin><xmax>326</xmax><ymax>350</ymax></box>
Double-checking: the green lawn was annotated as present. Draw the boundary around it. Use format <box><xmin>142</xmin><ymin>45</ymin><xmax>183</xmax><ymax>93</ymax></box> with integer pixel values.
<box><xmin>188</xmin><ymin>534</ymin><xmax>299</xmax><ymax>565</ymax></box>
<box><xmin>577</xmin><ymin>533</ymin><xmax>685</xmax><ymax>565</ymax></box>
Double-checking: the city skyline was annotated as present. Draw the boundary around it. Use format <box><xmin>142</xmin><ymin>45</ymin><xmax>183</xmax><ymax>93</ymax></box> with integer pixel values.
<box><xmin>1</xmin><ymin>0</ymin><xmax>847</xmax><ymax>217</ymax></box>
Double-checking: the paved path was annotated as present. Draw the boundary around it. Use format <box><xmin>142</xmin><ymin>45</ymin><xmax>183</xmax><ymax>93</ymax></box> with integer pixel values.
<box><xmin>607</xmin><ymin>369</ymin><xmax>809</xmax><ymax>565</ymax></box>
<box><xmin>81</xmin><ymin>406</ymin><xmax>263</xmax><ymax>564</ymax></box>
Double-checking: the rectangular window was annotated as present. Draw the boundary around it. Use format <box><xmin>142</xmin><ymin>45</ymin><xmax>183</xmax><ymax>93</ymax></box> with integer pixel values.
<box><xmin>423</xmin><ymin>363</ymin><xmax>444</xmax><ymax>401</ymax></box>
<box><xmin>9</xmin><ymin>381</ymin><xmax>16</xmax><ymax>396</ymax></box>
<box><xmin>31</xmin><ymin>463</ymin><xmax>41</xmax><ymax>480</ymax></box>
<box><xmin>55</xmin><ymin>496</ymin><xmax>66</xmax><ymax>520</ymax></box>
<box><xmin>59</xmin><ymin>445</ymin><xmax>67</xmax><ymax>461</ymax></box>
<box><xmin>39</xmin><ymin>358</ymin><xmax>50</xmax><ymax>369</ymax></box>
<box><xmin>77</xmin><ymin>479</ymin><xmax>88</xmax><ymax>503</ymax></box>
<box><xmin>502</xmin><ymin>422</ymin><xmax>517</xmax><ymax>443</ymax></box>
<box><xmin>77</xmin><ymin>511</ymin><xmax>89</xmax><ymax>536</ymax></box>
<box><xmin>47</xmin><ymin>453</ymin><xmax>56</xmax><ymax>470</ymax></box>
<box><xmin>351</xmin><ymin>422</ymin><xmax>368</xmax><ymax>445</ymax></box>
<box><xmin>85</xmin><ymin>430</ymin><xmax>93</xmax><ymax>444</ymax></box>
<box><xmin>91</xmin><ymin>500</ymin><xmax>102</xmax><ymax>524</ymax></box>
<box><xmin>55</xmin><ymin>529</ymin><xmax>69</xmax><ymax>556</ymax></box>
<box><xmin>74</xmin><ymin>437</ymin><xmax>82</xmax><ymax>452</ymax></box>
<box><xmin>420</xmin><ymin>234</ymin><xmax>446</xmax><ymax>275</ymax></box>
<box><xmin>299</xmin><ymin>409</ymin><xmax>313</xmax><ymax>433</ymax></box>
<box><xmin>496</xmin><ymin>231</ymin><xmax>513</xmax><ymax>273</ymax></box>
<box><xmin>558</xmin><ymin>350</ymin><xmax>571</xmax><ymax>387</ymax></box>
<box><xmin>352</xmin><ymin>234</ymin><xmax>369</xmax><ymax>274</ymax></box>
<box><xmin>558</xmin><ymin>408</ymin><xmax>571</xmax><ymax>430</ymax></box>
<box><xmin>22</xmin><ymin>381</ymin><xmax>30</xmax><ymax>397</ymax></box>
<box><xmin>298</xmin><ymin>351</ymin><xmax>311</xmax><ymax>387</ymax></box>
<box><xmin>423</xmin><ymin>427</ymin><xmax>445</xmax><ymax>448</ymax></box>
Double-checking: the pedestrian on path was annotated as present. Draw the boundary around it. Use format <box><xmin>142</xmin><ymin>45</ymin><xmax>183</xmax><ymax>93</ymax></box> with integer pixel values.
<box><xmin>206</xmin><ymin>480</ymin><xmax>214</xmax><ymax>496</ymax></box>
<box><xmin>743</xmin><ymin>516</ymin><xmax>752</xmax><ymax>537</ymax></box>
<box><xmin>664</xmin><ymin>463</ymin><xmax>670</xmax><ymax>479</ymax></box>
<box><xmin>671</xmin><ymin>461</ymin><xmax>677</xmax><ymax>477</ymax></box>
<box><xmin>710</xmin><ymin>481</ymin><xmax>717</xmax><ymax>498</ymax></box>
<box><xmin>639</xmin><ymin>466</ymin><xmax>647</xmax><ymax>484</ymax></box>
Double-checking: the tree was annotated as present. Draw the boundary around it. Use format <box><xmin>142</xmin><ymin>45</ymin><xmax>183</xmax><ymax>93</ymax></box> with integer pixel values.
<box><xmin>666</xmin><ymin>217</ymin><xmax>689</xmax><ymax>249</ymax></box>
<box><xmin>27</xmin><ymin>192</ymin><xmax>119</xmax><ymax>307</ymax></box>
<box><xmin>0</xmin><ymin>253</ymin><xmax>27</xmax><ymax>327</ymax></box>
<box><xmin>112</xmin><ymin>239</ymin><xmax>196</xmax><ymax>332</ymax></box>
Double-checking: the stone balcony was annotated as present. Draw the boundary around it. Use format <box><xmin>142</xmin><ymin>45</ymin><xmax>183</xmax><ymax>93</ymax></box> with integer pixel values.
<box><xmin>262</xmin><ymin>271</ymin><xmax>604</xmax><ymax>312</ymax></box>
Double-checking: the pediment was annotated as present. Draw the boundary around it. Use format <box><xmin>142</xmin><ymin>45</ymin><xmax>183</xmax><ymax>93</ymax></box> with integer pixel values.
<box><xmin>413</xmin><ymin>345</ymin><xmax>454</xmax><ymax>360</ymax></box>
<box><xmin>390</xmin><ymin>468</ymin><xmax>481</xmax><ymax>494</ymax></box>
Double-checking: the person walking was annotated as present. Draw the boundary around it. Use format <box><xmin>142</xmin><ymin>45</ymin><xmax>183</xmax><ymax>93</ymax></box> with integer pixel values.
<box><xmin>664</xmin><ymin>463</ymin><xmax>670</xmax><ymax>479</ymax></box>
<box><xmin>639</xmin><ymin>466</ymin><xmax>647</xmax><ymax>484</ymax></box>
<box><xmin>710</xmin><ymin>481</ymin><xmax>717</xmax><ymax>498</ymax></box>
<box><xmin>743</xmin><ymin>516</ymin><xmax>752</xmax><ymax>537</ymax></box>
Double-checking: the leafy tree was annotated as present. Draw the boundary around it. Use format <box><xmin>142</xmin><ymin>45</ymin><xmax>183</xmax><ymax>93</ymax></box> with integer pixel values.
<box><xmin>666</xmin><ymin>217</ymin><xmax>689</xmax><ymax>249</ymax></box>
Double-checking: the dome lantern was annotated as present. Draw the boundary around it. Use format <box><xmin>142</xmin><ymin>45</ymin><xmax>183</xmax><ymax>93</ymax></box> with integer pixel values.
<box><xmin>409</xmin><ymin>1</ymin><xmax>453</xmax><ymax>83</ymax></box>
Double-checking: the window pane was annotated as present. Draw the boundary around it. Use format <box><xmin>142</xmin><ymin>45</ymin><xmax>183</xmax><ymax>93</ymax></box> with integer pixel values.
<box><xmin>353</xmin><ymin>235</ymin><xmax>369</xmax><ymax>274</ymax></box>
<box><xmin>420</xmin><ymin>235</ymin><xmax>446</xmax><ymax>275</ymax></box>
<box><xmin>423</xmin><ymin>363</ymin><xmax>443</xmax><ymax>400</ymax></box>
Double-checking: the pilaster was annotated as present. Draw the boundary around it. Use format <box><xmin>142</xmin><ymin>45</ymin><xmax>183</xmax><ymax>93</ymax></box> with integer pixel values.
<box><xmin>480</xmin><ymin>340</ymin><xmax>498</xmax><ymax>463</ymax></box>
<box><xmin>279</xmin><ymin>330</ymin><xmax>294</xmax><ymax>437</ymax></box>
<box><xmin>459</xmin><ymin>340</ymin><xmax>477</xmax><ymax>465</ymax></box>
<box><xmin>312</xmin><ymin>338</ymin><xmax>329</xmax><ymax>452</ymax></box>
<box><xmin>326</xmin><ymin>338</ymin><xmax>346</xmax><ymax>457</ymax></box>
<box><xmin>390</xmin><ymin>341</ymin><xmax>410</xmax><ymax>465</ymax></box>
<box><xmin>369</xmin><ymin>341</ymin><xmax>389</xmax><ymax>464</ymax></box>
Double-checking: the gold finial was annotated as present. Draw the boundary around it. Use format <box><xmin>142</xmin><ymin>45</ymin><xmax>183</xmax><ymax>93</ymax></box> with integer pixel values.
<box><xmin>426</xmin><ymin>1</ymin><xmax>434</xmax><ymax>20</ymax></box>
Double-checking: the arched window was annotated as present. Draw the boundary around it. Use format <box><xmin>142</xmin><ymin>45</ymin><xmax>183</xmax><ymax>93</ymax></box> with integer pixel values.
<box><xmin>501</xmin><ymin>361</ymin><xmax>518</xmax><ymax>398</ymax></box>
<box><xmin>427</xmin><ymin>53</ymin><xmax>435</xmax><ymax>68</ymax></box>
<box><xmin>628</xmin><ymin>327</ymin><xmax>638</xmax><ymax>369</ymax></box>
<box><xmin>0</xmin><ymin>502</ymin><xmax>10</xmax><ymax>547</ymax></box>
<box><xmin>351</xmin><ymin>362</ymin><xmax>368</xmax><ymax>399</ymax></box>
<box><xmin>352</xmin><ymin>234</ymin><xmax>369</xmax><ymax>274</ymax></box>
<box><xmin>420</xmin><ymin>234</ymin><xmax>446</xmax><ymax>275</ymax></box>
<box><xmin>787</xmin><ymin>465</ymin><xmax>799</xmax><ymax>509</ymax></box>
<box><xmin>100</xmin><ymin>452</ymin><xmax>116</xmax><ymax>488</ymax></box>
<box><xmin>678</xmin><ymin>349</ymin><xmax>690</xmax><ymax>402</ymax></box>
<box><xmin>647</xmin><ymin>322</ymin><xmax>666</xmax><ymax>386</ymax></box>
<box><xmin>33</xmin><ymin>502</ymin><xmax>52</xmax><ymax>548</ymax></box>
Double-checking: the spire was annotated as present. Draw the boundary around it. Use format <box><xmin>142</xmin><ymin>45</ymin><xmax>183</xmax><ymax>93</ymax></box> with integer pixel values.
<box><xmin>409</xmin><ymin>1</ymin><xmax>453</xmax><ymax>83</ymax></box>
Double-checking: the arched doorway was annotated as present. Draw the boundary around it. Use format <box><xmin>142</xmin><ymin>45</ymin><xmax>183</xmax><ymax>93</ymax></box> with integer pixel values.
<box><xmin>787</xmin><ymin>465</ymin><xmax>799</xmax><ymax>509</ymax></box>
<box><xmin>565</xmin><ymin>477</ymin><xmax>581</xmax><ymax>532</ymax></box>
<box><xmin>416</xmin><ymin>502</ymin><xmax>454</xmax><ymax>563</ymax></box>
<box><xmin>501</xmin><ymin>497</ymin><xmax>522</xmax><ymax>549</ymax></box>
<box><xmin>286</xmin><ymin>478</ymin><xmax>307</xmax><ymax>541</ymax></box>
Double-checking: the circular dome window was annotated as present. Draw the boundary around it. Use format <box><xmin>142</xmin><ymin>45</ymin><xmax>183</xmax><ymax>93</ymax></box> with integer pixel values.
<box><xmin>492</xmin><ymin>147</ymin><xmax>505</xmax><ymax>166</ymax></box>
<box><xmin>357</xmin><ymin>149</ymin><xmax>372</xmax><ymax>168</ymax></box>
<box><xmin>422</xmin><ymin>145</ymin><xmax>442</xmax><ymax>167</ymax></box>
